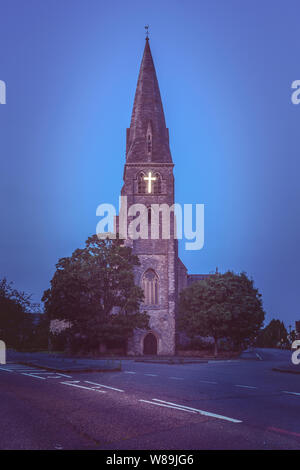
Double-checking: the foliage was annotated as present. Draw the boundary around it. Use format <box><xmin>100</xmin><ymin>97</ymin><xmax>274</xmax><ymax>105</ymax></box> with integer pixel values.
<box><xmin>255</xmin><ymin>319</ymin><xmax>289</xmax><ymax>348</ymax></box>
<box><xmin>0</xmin><ymin>278</ymin><xmax>40</xmax><ymax>349</ymax></box>
<box><xmin>178</xmin><ymin>271</ymin><xmax>265</xmax><ymax>356</ymax></box>
<box><xmin>288</xmin><ymin>329</ymin><xmax>297</xmax><ymax>345</ymax></box>
<box><xmin>42</xmin><ymin>235</ymin><xmax>149</xmax><ymax>353</ymax></box>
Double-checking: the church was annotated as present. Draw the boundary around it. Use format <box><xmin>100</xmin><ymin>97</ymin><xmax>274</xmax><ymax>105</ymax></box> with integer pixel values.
<box><xmin>117</xmin><ymin>37</ymin><xmax>208</xmax><ymax>356</ymax></box>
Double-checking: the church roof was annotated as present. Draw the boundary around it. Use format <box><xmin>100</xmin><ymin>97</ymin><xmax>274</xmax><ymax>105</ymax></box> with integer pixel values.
<box><xmin>126</xmin><ymin>38</ymin><xmax>172</xmax><ymax>164</ymax></box>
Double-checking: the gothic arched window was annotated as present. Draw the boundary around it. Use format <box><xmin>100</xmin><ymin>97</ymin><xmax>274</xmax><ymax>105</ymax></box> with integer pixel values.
<box><xmin>153</xmin><ymin>173</ymin><xmax>162</xmax><ymax>194</ymax></box>
<box><xmin>138</xmin><ymin>172</ymin><xmax>146</xmax><ymax>194</ymax></box>
<box><xmin>142</xmin><ymin>269</ymin><xmax>159</xmax><ymax>306</ymax></box>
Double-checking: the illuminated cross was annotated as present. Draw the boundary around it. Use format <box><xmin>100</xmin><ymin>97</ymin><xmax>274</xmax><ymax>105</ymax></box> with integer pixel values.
<box><xmin>144</xmin><ymin>171</ymin><xmax>156</xmax><ymax>193</ymax></box>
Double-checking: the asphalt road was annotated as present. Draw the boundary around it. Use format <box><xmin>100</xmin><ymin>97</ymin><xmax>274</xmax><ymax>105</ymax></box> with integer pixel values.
<box><xmin>1</xmin><ymin>349</ymin><xmax>300</xmax><ymax>450</ymax></box>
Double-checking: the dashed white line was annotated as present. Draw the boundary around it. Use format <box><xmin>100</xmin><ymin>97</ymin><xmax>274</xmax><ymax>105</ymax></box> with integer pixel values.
<box><xmin>124</xmin><ymin>371</ymin><xmax>136</xmax><ymax>374</ymax></box>
<box><xmin>282</xmin><ymin>391</ymin><xmax>300</xmax><ymax>396</ymax></box>
<box><xmin>152</xmin><ymin>399</ymin><xmax>242</xmax><ymax>423</ymax></box>
<box><xmin>144</xmin><ymin>374</ymin><xmax>157</xmax><ymax>377</ymax></box>
<box><xmin>169</xmin><ymin>377</ymin><xmax>184</xmax><ymax>380</ymax></box>
<box><xmin>61</xmin><ymin>381</ymin><xmax>106</xmax><ymax>392</ymax></box>
<box><xmin>30</xmin><ymin>372</ymin><xmax>72</xmax><ymax>378</ymax></box>
<box><xmin>235</xmin><ymin>385</ymin><xmax>257</xmax><ymax>389</ymax></box>
<box><xmin>139</xmin><ymin>399</ymin><xmax>196</xmax><ymax>414</ymax></box>
<box><xmin>84</xmin><ymin>381</ymin><xmax>124</xmax><ymax>392</ymax></box>
<box><xmin>0</xmin><ymin>366</ymin><xmax>72</xmax><ymax>378</ymax></box>
<box><xmin>46</xmin><ymin>375</ymin><xmax>71</xmax><ymax>379</ymax></box>
<box><xmin>51</xmin><ymin>373</ymin><xmax>72</xmax><ymax>378</ymax></box>
<box><xmin>198</xmin><ymin>380</ymin><xmax>218</xmax><ymax>384</ymax></box>
<box><xmin>21</xmin><ymin>373</ymin><xmax>46</xmax><ymax>380</ymax></box>
<box><xmin>1</xmin><ymin>365</ymin><xmax>24</xmax><ymax>369</ymax></box>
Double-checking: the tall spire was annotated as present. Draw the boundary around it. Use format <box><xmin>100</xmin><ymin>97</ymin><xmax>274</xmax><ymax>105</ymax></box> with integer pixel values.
<box><xmin>126</xmin><ymin>37</ymin><xmax>172</xmax><ymax>163</ymax></box>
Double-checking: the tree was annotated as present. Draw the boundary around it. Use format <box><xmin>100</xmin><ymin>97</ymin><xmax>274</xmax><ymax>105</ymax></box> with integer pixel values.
<box><xmin>288</xmin><ymin>329</ymin><xmax>297</xmax><ymax>346</ymax></box>
<box><xmin>42</xmin><ymin>235</ymin><xmax>149</xmax><ymax>354</ymax></box>
<box><xmin>178</xmin><ymin>271</ymin><xmax>265</xmax><ymax>356</ymax></box>
<box><xmin>256</xmin><ymin>319</ymin><xmax>289</xmax><ymax>348</ymax></box>
<box><xmin>0</xmin><ymin>278</ymin><xmax>39</xmax><ymax>349</ymax></box>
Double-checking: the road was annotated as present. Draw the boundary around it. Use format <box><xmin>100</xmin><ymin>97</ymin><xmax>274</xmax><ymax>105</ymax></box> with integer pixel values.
<box><xmin>0</xmin><ymin>349</ymin><xmax>300</xmax><ymax>450</ymax></box>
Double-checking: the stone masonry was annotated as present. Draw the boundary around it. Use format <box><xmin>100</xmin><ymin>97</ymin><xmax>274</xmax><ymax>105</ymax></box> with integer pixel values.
<box><xmin>117</xmin><ymin>38</ymin><xmax>206</xmax><ymax>355</ymax></box>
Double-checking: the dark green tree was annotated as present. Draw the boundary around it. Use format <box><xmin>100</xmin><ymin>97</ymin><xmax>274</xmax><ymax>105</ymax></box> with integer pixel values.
<box><xmin>256</xmin><ymin>319</ymin><xmax>288</xmax><ymax>348</ymax></box>
<box><xmin>178</xmin><ymin>271</ymin><xmax>265</xmax><ymax>356</ymax></box>
<box><xmin>288</xmin><ymin>329</ymin><xmax>297</xmax><ymax>346</ymax></box>
<box><xmin>42</xmin><ymin>235</ymin><xmax>149</xmax><ymax>354</ymax></box>
<box><xmin>0</xmin><ymin>278</ymin><xmax>39</xmax><ymax>349</ymax></box>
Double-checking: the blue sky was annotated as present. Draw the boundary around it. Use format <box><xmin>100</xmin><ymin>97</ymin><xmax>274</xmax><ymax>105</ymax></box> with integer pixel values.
<box><xmin>0</xmin><ymin>0</ymin><xmax>299</xmax><ymax>328</ymax></box>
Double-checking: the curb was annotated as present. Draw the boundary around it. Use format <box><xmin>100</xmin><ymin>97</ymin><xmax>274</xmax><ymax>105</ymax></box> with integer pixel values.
<box><xmin>134</xmin><ymin>359</ymin><xmax>208</xmax><ymax>364</ymax></box>
<box><xmin>272</xmin><ymin>367</ymin><xmax>300</xmax><ymax>375</ymax></box>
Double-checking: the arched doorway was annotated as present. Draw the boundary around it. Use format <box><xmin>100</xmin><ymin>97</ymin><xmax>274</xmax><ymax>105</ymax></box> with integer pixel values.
<box><xmin>143</xmin><ymin>333</ymin><xmax>157</xmax><ymax>355</ymax></box>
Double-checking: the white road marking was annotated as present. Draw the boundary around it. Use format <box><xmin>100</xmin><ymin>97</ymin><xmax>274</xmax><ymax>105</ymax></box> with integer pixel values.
<box><xmin>144</xmin><ymin>374</ymin><xmax>157</xmax><ymax>377</ymax></box>
<box><xmin>19</xmin><ymin>371</ymin><xmax>72</xmax><ymax>378</ymax></box>
<box><xmin>208</xmin><ymin>360</ymin><xmax>241</xmax><ymax>364</ymax></box>
<box><xmin>282</xmin><ymin>391</ymin><xmax>300</xmax><ymax>396</ymax></box>
<box><xmin>5</xmin><ymin>362</ymin><xmax>28</xmax><ymax>369</ymax></box>
<box><xmin>84</xmin><ymin>381</ymin><xmax>124</xmax><ymax>392</ymax></box>
<box><xmin>199</xmin><ymin>380</ymin><xmax>218</xmax><ymax>384</ymax></box>
<box><xmin>6</xmin><ymin>366</ymin><xmax>40</xmax><ymax>370</ymax></box>
<box><xmin>124</xmin><ymin>371</ymin><xmax>136</xmax><ymax>374</ymax></box>
<box><xmin>46</xmin><ymin>375</ymin><xmax>69</xmax><ymax>379</ymax></box>
<box><xmin>61</xmin><ymin>381</ymin><xmax>106</xmax><ymax>392</ymax></box>
<box><xmin>235</xmin><ymin>385</ymin><xmax>257</xmax><ymax>389</ymax></box>
<box><xmin>61</xmin><ymin>380</ymin><xmax>80</xmax><ymax>383</ymax></box>
<box><xmin>0</xmin><ymin>366</ymin><xmax>48</xmax><ymax>373</ymax></box>
<box><xmin>21</xmin><ymin>373</ymin><xmax>46</xmax><ymax>380</ymax></box>
<box><xmin>169</xmin><ymin>377</ymin><xmax>184</xmax><ymax>380</ymax></box>
<box><xmin>139</xmin><ymin>399</ymin><xmax>196</xmax><ymax>414</ymax></box>
<box><xmin>152</xmin><ymin>399</ymin><xmax>242</xmax><ymax>423</ymax></box>
<box><xmin>256</xmin><ymin>353</ymin><xmax>263</xmax><ymax>361</ymax></box>
<box><xmin>18</xmin><ymin>370</ymin><xmax>51</xmax><ymax>374</ymax></box>
<box><xmin>1</xmin><ymin>364</ymin><xmax>73</xmax><ymax>378</ymax></box>
<box><xmin>51</xmin><ymin>373</ymin><xmax>72</xmax><ymax>378</ymax></box>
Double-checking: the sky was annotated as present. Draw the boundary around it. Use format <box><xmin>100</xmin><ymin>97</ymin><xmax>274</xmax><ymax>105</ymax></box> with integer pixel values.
<box><xmin>0</xmin><ymin>0</ymin><xmax>299</xmax><ymax>329</ymax></box>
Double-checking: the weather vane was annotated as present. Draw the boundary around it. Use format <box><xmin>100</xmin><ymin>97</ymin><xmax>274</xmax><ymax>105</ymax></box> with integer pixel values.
<box><xmin>145</xmin><ymin>24</ymin><xmax>149</xmax><ymax>40</ymax></box>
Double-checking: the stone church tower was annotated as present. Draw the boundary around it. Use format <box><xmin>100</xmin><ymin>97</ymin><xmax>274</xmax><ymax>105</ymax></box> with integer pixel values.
<box><xmin>119</xmin><ymin>37</ymin><xmax>188</xmax><ymax>356</ymax></box>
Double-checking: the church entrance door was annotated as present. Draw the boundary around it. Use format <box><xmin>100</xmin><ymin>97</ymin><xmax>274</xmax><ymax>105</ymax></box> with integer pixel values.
<box><xmin>143</xmin><ymin>333</ymin><xmax>157</xmax><ymax>355</ymax></box>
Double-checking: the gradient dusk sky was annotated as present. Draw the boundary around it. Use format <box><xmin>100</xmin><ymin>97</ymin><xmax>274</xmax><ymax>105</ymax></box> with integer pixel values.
<box><xmin>0</xmin><ymin>0</ymin><xmax>299</xmax><ymax>328</ymax></box>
